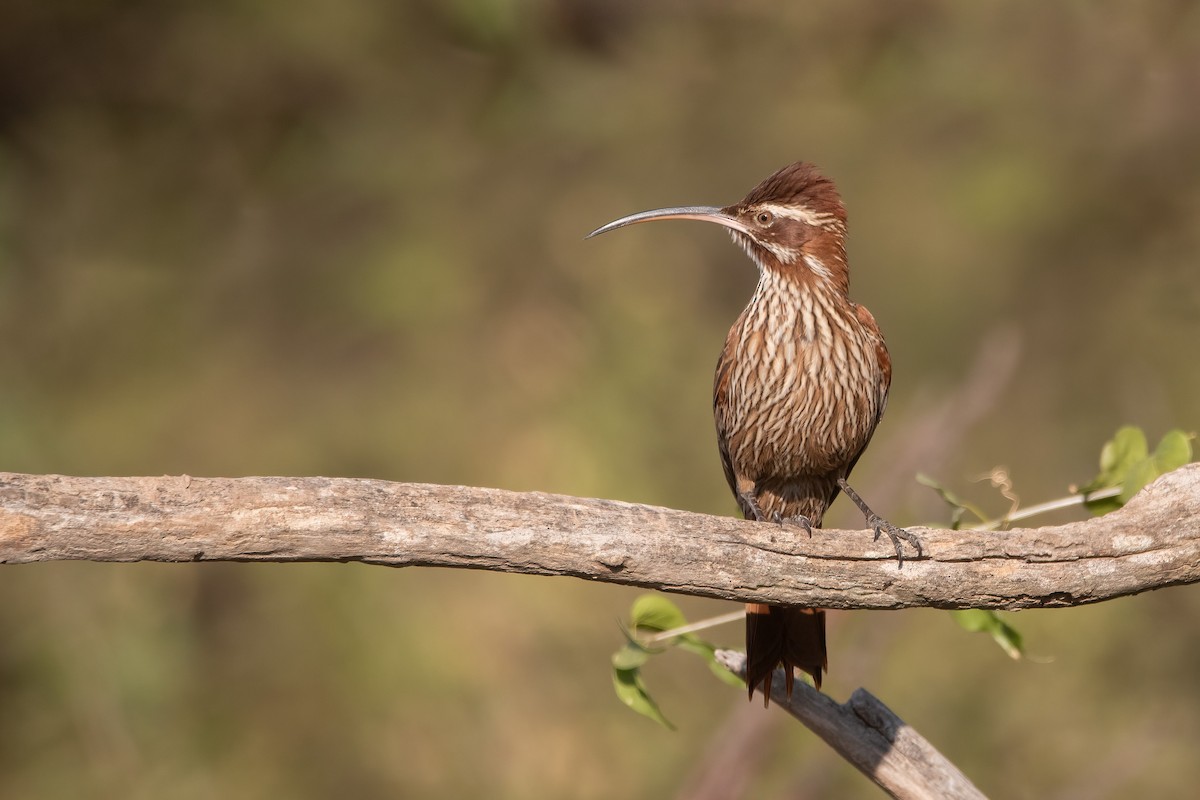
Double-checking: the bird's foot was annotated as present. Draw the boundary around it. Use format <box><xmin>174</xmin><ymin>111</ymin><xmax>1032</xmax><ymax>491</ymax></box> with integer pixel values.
<box><xmin>770</xmin><ymin>511</ymin><xmax>814</xmax><ymax>537</ymax></box>
<box><xmin>869</xmin><ymin>515</ymin><xmax>923</xmax><ymax>567</ymax></box>
<box><xmin>837</xmin><ymin>477</ymin><xmax>922</xmax><ymax>567</ymax></box>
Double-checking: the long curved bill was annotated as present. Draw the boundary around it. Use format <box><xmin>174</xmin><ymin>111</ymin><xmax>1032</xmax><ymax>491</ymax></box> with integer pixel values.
<box><xmin>586</xmin><ymin>206</ymin><xmax>750</xmax><ymax>239</ymax></box>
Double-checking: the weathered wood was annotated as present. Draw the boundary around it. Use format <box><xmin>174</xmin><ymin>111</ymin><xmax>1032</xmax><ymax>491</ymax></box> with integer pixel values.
<box><xmin>1</xmin><ymin>465</ymin><xmax>1198</xmax><ymax>610</ymax></box>
<box><xmin>716</xmin><ymin>650</ymin><xmax>988</xmax><ymax>799</ymax></box>
<box><xmin>4</xmin><ymin>467</ymin><xmax>1195</xmax><ymax>800</ymax></box>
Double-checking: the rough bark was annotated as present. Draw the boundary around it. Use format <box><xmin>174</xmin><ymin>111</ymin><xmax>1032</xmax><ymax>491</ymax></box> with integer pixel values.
<box><xmin>2</xmin><ymin>465</ymin><xmax>1198</xmax><ymax>610</ymax></box>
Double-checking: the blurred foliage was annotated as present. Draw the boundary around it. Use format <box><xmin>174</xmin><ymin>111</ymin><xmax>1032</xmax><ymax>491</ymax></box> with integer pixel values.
<box><xmin>612</xmin><ymin>595</ymin><xmax>741</xmax><ymax>729</ymax></box>
<box><xmin>1079</xmin><ymin>425</ymin><xmax>1194</xmax><ymax>513</ymax></box>
<box><xmin>916</xmin><ymin>472</ymin><xmax>993</xmax><ymax>530</ymax></box>
<box><xmin>921</xmin><ymin>425</ymin><xmax>1194</xmax><ymax>527</ymax></box>
<box><xmin>950</xmin><ymin>609</ymin><xmax>1024</xmax><ymax>661</ymax></box>
<box><xmin>2</xmin><ymin>1</ymin><xmax>1200</xmax><ymax>798</ymax></box>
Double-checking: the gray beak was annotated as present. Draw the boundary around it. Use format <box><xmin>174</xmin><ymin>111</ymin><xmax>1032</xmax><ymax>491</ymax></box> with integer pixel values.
<box><xmin>586</xmin><ymin>206</ymin><xmax>751</xmax><ymax>238</ymax></box>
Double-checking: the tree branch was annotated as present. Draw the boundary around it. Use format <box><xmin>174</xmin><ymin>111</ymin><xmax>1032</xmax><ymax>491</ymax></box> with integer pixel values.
<box><xmin>6</xmin><ymin>467</ymin><xmax>1194</xmax><ymax>800</ymax></box>
<box><xmin>2</xmin><ymin>466</ymin><xmax>1198</xmax><ymax>610</ymax></box>
<box><xmin>715</xmin><ymin>650</ymin><xmax>987</xmax><ymax>800</ymax></box>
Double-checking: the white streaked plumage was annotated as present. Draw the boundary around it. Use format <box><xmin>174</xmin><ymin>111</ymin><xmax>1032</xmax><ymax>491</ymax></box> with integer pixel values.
<box><xmin>714</xmin><ymin>264</ymin><xmax>888</xmax><ymax>523</ymax></box>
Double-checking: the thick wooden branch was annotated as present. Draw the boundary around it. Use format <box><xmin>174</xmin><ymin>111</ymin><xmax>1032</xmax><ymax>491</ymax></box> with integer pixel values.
<box><xmin>715</xmin><ymin>650</ymin><xmax>987</xmax><ymax>800</ymax></box>
<box><xmin>2</xmin><ymin>466</ymin><xmax>1198</xmax><ymax>610</ymax></box>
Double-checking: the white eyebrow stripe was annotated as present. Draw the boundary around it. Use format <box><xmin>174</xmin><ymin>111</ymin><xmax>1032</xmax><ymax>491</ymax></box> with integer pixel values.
<box><xmin>757</xmin><ymin>202</ymin><xmax>837</xmax><ymax>228</ymax></box>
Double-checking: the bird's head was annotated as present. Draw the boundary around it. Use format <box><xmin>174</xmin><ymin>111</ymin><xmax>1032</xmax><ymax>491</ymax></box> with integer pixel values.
<box><xmin>588</xmin><ymin>162</ymin><xmax>849</xmax><ymax>292</ymax></box>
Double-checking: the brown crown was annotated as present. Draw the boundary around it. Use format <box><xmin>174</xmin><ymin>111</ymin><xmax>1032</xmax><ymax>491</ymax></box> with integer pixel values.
<box><xmin>740</xmin><ymin>162</ymin><xmax>846</xmax><ymax>224</ymax></box>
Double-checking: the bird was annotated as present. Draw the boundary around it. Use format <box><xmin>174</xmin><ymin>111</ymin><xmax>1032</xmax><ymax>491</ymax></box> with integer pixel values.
<box><xmin>587</xmin><ymin>162</ymin><xmax>921</xmax><ymax>705</ymax></box>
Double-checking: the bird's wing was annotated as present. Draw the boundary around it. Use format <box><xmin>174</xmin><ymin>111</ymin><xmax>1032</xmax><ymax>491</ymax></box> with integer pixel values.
<box><xmin>713</xmin><ymin>321</ymin><xmax>752</xmax><ymax>518</ymax></box>
<box><xmin>826</xmin><ymin>303</ymin><xmax>893</xmax><ymax>508</ymax></box>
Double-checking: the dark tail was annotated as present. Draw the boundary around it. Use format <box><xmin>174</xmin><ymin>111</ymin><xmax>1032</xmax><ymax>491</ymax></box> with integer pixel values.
<box><xmin>745</xmin><ymin>603</ymin><xmax>827</xmax><ymax>706</ymax></box>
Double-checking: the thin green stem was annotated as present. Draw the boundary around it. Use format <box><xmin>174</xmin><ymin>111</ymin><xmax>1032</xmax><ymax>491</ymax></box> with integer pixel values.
<box><xmin>646</xmin><ymin>609</ymin><xmax>745</xmax><ymax>644</ymax></box>
<box><xmin>968</xmin><ymin>487</ymin><xmax>1120</xmax><ymax>531</ymax></box>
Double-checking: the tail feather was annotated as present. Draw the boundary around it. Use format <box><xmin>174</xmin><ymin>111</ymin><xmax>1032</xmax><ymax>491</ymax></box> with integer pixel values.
<box><xmin>745</xmin><ymin>603</ymin><xmax>827</xmax><ymax>706</ymax></box>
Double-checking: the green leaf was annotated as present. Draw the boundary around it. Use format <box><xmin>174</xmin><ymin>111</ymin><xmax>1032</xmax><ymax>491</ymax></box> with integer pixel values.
<box><xmin>1103</xmin><ymin>425</ymin><xmax>1149</xmax><ymax>476</ymax></box>
<box><xmin>1083</xmin><ymin>427</ymin><xmax>1194</xmax><ymax>514</ymax></box>
<box><xmin>951</xmin><ymin>608</ymin><xmax>990</xmax><ymax>633</ymax></box>
<box><xmin>611</xmin><ymin>642</ymin><xmax>651</xmax><ymax>671</ymax></box>
<box><xmin>1083</xmin><ymin>493</ymin><xmax>1123</xmax><ymax>516</ymax></box>
<box><xmin>1080</xmin><ymin>426</ymin><xmax>1147</xmax><ymax>495</ymax></box>
<box><xmin>1118</xmin><ymin>457</ymin><xmax>1159</xmax><ymax>505</ymax></box>
<box><xmin>1119</xmin><ymin>428</ymin><xmax>1196</xmax><ymax>503</ymax></box>
<box><xmin>630</xmin><ymin>594</ymin><xmax>688</xmax><ymax>633</ymax></box>
<box><xmin>609</xmin><ymin>595</ymin><xmax>688</xmax><ymax>729</ymax></box>
<box><xmin>1153</xmin><ymin>429</ymin><xmax>1193</xmax><ymax>474</ymax></box>
<box><xmin>612</xmin><ymin>667</ymin><xmax>674</xmax><ymax>730</ymax></box>
<box><xmin>612</xmin><ymin>595</ymin><xmax>747</xmax><ymax>726</ymax></box>
<box><xmin>951</xmin><ymin>609</ymin><xmax>1023</xmax><ymax>659</ymax></box>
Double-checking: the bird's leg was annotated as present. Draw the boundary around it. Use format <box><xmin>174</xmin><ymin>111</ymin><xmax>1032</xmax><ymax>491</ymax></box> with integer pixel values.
<box><xmin>738</xmin><ymin>490</ymin><xmax>769</xmax><ymax>523</ymax></box>
<box><xmin>770</xmin><ymin>510</ymin><xmax>813</xmax><ymax>537</ymax></box>
<box><xmin>836</xmin><ymin>478</ymin><xmax>922</xmax><ymax>566</ymax></box>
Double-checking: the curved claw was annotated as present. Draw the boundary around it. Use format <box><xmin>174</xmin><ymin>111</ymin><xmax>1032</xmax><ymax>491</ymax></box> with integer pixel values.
<box><xmin>836</xmin><ymin>477</ymin><xmax>922</xmax><ymax>566</ymax></box>
<box><xmin>870</xmin><ymin>515</ymin><xmax>923</xmax><ymax>567</ymax></box>
<box><xmin>772</xmin><ymin>511</ymin><xmax>814</xmax><ymax>537</ymax></box>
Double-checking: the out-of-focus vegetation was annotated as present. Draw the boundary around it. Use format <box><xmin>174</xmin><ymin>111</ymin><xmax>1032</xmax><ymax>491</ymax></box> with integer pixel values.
<box><xmin>2</xmin><ymin>2</ymin><xmax>1199</xmax><ymax>797</ymax></box>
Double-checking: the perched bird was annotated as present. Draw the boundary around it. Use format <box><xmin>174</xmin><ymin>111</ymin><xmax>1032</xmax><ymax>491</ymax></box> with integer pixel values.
<box><xmin>588</xmin><ymin>162</ymin><xmax>920</xmax><ymax>704</ymax></box>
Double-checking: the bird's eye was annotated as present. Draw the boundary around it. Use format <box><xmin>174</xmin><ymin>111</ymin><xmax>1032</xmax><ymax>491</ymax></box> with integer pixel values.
<box><xmin>756</xmin><ymin>211</ymin><xmax>773</xmax><ymax>225</ymax></box>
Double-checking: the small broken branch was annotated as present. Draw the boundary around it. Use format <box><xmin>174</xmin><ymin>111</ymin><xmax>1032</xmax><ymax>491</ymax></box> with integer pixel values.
<box><xmin>2</xmin><ymin>466</ymin><xmax>1198</xmax><ymax>609</ymax></box>
<box><xmin>716</xmin><ymin>650</ymin><xmax>987</xmax><ymax>800</ymax></box>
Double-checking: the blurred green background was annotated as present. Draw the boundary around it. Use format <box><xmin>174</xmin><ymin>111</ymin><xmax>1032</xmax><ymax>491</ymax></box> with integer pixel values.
<box><xmin>2</xmin><ymin>1</ymin><xmax>1199</xmax><ymax>798</ymax></box>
